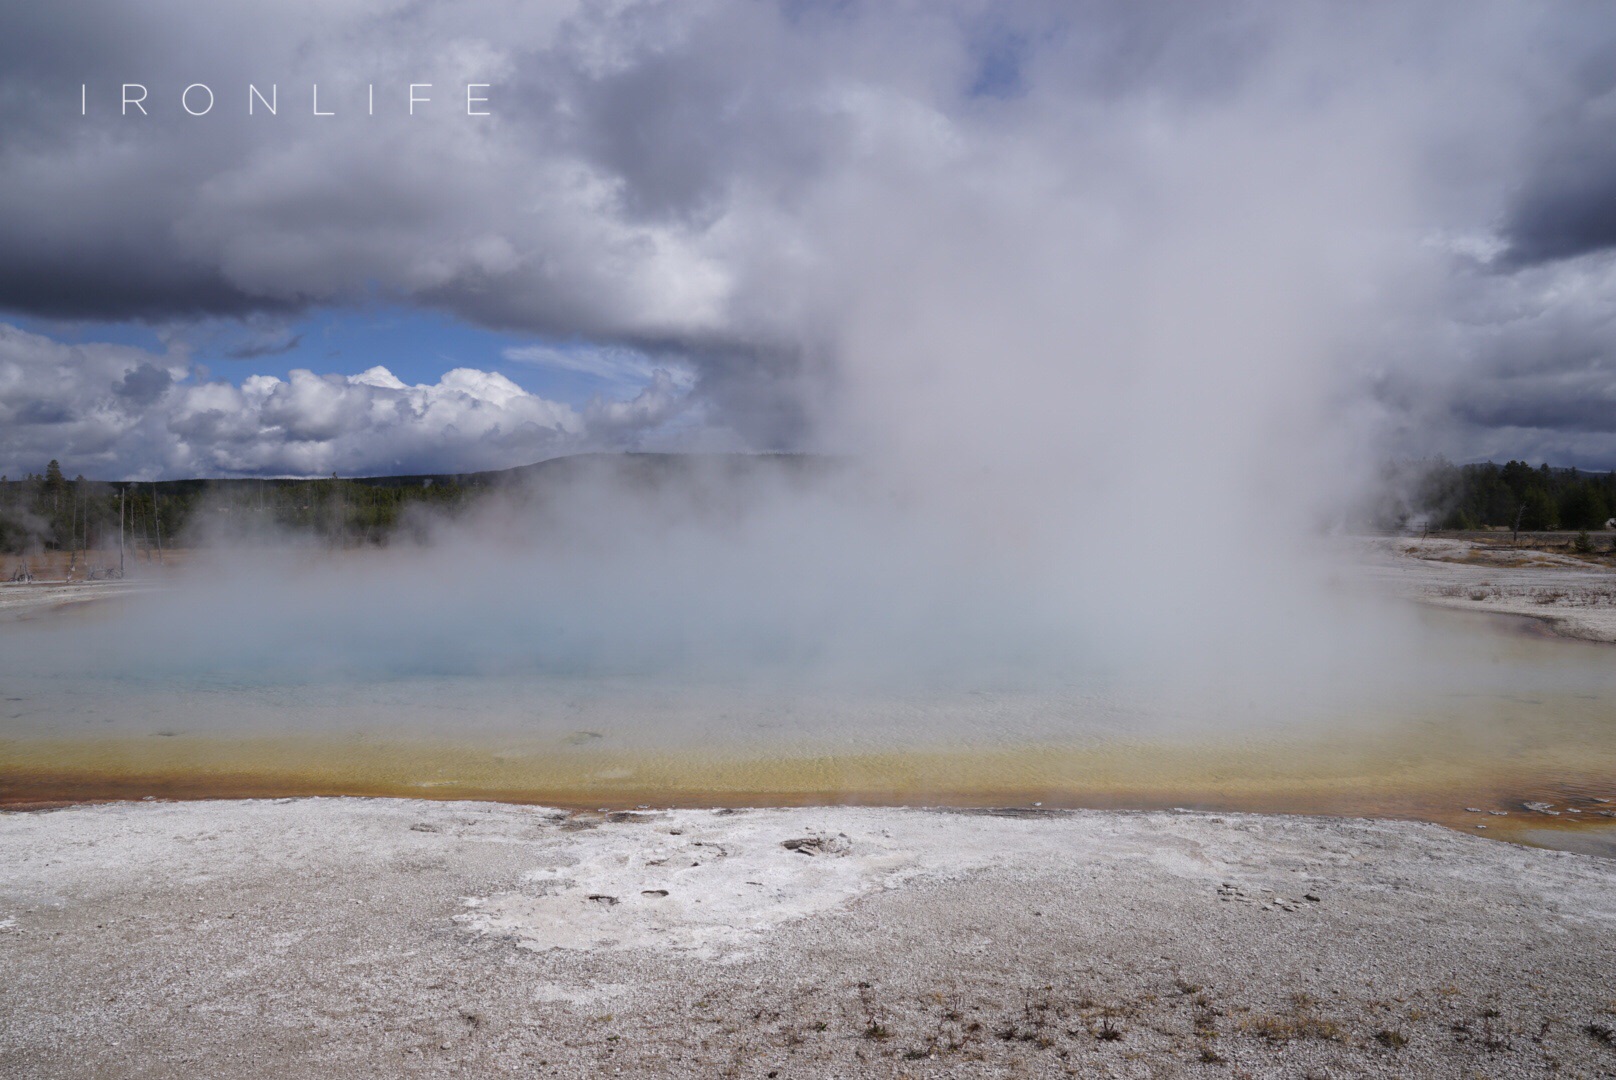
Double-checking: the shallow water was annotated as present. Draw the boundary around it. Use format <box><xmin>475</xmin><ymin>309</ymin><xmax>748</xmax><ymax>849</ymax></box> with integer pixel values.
<box><xmin>2</xmin><ymin>599</ymin><xmax>1614</xmax><ymax>853</ymax></box>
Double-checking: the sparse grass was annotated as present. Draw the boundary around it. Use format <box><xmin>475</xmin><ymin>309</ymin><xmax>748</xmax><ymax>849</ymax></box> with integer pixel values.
<box><xmin>1244</xmin><ymin>1014</ymin><xmax>1345</xmax><ymax>1043</ymax></box>
<box><xmin>437</xmin><ymin>974</ymin><xmax>1616</xmax><ymax>1074</ymax></box>
<box><xmin>896</xmin><ymin>990</ymin><xmax>981</xmax><ymax>1060</ymax></box>
<box><xmin>856</xmin><ymin>981</ymin><xmax>891</xmax><ymax>1041</ymax></box>
<box><xmin>1242</xmin><ymin>996</ymin><xmax>1345</xmax><ymax>1044</ymax></box>
<box><xmin>690</xmin><ymin>978</ymin><xmax>1616</xmax><ymax>1072</ymax></box>
<box><xmin>1452</xmin><ymin>1008</ymin><xmax>1513</xmax><ymax>1052</ymax></box>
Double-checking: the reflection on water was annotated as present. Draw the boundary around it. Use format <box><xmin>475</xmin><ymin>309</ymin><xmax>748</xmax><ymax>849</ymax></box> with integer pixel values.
<box><xmin>2</xmin><ymin>602</ymin><xmax>1614</xmax><ymax>854</ymax></box>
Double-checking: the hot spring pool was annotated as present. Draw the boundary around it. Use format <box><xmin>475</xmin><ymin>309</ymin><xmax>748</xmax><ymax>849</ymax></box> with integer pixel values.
<box><xmin>3</xmin><ymin>597</ymin><xmax>1614</xmax><ymax>852</ymax></box>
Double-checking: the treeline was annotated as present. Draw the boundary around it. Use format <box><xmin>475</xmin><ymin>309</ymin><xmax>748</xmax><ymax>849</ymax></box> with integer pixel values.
<box><xmin>0</xmin><ymin>453</ymin><xmax>829</xmax><ymax>557</ymax></box>
<box><xmin>1407</xmin><ymin>459</ymin><xmax>1616</xmax><ymax>531</ymax></box>
<box><xmin>12</xmin><ymin>452</ymin><xmax>1602</xmax><ymax>558</ymax></box>
<box><xmin>0</xmin><ymin>460</ymin><xmax>109</xmax><ymax>556</ymax></box>
<box><xmin>0</xmin><ymin>459</ymin><xmax>483</xmax><ymax>556</ymax></box>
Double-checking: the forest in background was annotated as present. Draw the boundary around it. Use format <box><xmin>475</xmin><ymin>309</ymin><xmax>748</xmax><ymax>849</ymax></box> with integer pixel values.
<box><xmin>0</xmin><ymin>453</ymin><xmax>827</xmax><ymax>562</ymax></box>
<box><xmin>1</xmin><ymin>460</ymin><xmax>473</xmax><ymax>560</ymax></box>
<box><xmin>2</xmin><ymin>453</ymin><xmax>1613</xmax><ymax>563</ymax></box>
<box><xmin>1388</xmin><ymin>459</ymin><xmax>1616</xmax><ymax>533</ymax></box>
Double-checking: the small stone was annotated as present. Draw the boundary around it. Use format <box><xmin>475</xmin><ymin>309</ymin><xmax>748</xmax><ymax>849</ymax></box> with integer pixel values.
<box><xmin>1524</xmin><ymin>801</ymin><xmax>1558</xmax><ymax>815</ymax></box>
<box><xmin>1304</xmin><ymin>894</ymin><xmax>1321</xmax><ymax>902</ymax></box>
<box><xmin>1464</xmin><ymin>807</ymin><xmax>1482</xmax><ymax>813</ymax></box>
<box><xmin>1488</xmin><ymin>810</ymin><xmax>1508</xmax><ymax>816</ymax></box>
<box><xmin>1567</xmin><ymin>808</ymin><xmax>1582</xmax><ymax>814</ymax></box>
<box><xmin>1475</xmin><ymin>824</ymin><xmax>1487</xmax><ymax>829</ymax></box>
<box><xmin>781</xmin><ymin>833</ymin><xmax>852</xmax><ymax>857</ymax></box>
<box><xmin>440</xmin><ymin>1042</ymin><xmax>452</xmax><ymax>1050</ymax></box>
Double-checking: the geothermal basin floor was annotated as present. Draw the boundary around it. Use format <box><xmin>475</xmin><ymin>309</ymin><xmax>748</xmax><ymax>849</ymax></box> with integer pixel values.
<box><xmin>4</xmin><ymin>800</ymin><xmax>1616</xmax><ymax>1078</ymax></box>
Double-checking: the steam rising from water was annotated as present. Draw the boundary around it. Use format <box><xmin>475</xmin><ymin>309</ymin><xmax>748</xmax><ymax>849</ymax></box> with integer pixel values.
<box><xmin>11</xmin><ymin>454</ymin><xmax>1451</xmax><ymax>731</ymax></box>
<box><xmin>5</xmin><ymin>10</ymin><xmax>1588</xmax><ymax>752</ymax></box>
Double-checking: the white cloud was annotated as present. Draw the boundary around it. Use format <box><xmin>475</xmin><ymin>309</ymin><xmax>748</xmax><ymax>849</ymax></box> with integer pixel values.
<box><xmin>0</xmin><ymin>323</ymin><xmax>693</xmax><ymax>478</ymax></box>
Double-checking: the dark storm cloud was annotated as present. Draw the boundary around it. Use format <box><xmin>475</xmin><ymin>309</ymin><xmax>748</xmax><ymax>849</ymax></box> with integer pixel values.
<box><xmin>1500</xmin><ymin>170</ymin><xmax>1616</xmax><ymax>269</ymax></box>
<box><xmin>1364</xmin><ymin>240</ymin><xmax>1616</xmax><ymax>468</ymax></box>
<box><xmin>1498</xmin><ymin>120</ymin><xmax>1616</xmax><ymax>268</ymax></box>
<box><xmin>0</xmin><ymin>259</ymin><xmax>287</xmax><ymax>322</ymax></box>
<box><xmin>0</xmin><ymin>113</ymin><xmax>302</xmax><ymax>319</ymax></box>
<box><xmin>225</xmin><ymin>334</ymin><xmax>303</xmax><ymax>360</ymax></box>
<box><xmin>567</xmin><ymin>14</ymin><xmax>810</xmax><ymax>222</ymax></box>
<box><xmin>113</xmin><ymin>362</ymin><xmax>174</xmax><ymax>406</ymax></box>
<box><xmin>1453</xmin><ymin>381</ymin><xmax>1616</xmax><ymax>435</ymax></box>
<box><xmin>1494</xmin><ymin>29</ymin><xmax>1616</xmax><ymax>269</ymax></box>
<box><xmin>16</xmin><ymin>399</ymin><xmax>76</xmax><ymax>425</ymax></box>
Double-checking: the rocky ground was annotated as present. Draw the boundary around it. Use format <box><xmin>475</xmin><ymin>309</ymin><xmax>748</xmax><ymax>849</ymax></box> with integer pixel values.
<box><xmin>0</xmin><ymin>579</ymin><xmax>143</xmax><ymax>620</ymax></box>
<box><xmin>4</xmin><ymin>798</ymin><xmax>1616</xmax><ymax>1078</ymax></box>
<box><xmin>1360</xmin><ymin>535</ymin><xmax>1616</xmax><ymax>644</ymax></box>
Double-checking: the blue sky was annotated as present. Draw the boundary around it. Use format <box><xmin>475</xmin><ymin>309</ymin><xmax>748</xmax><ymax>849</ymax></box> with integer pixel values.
<box><xmin>11</xmin><ymin>306</ymin><xmax>671</xmax><ymax>411</ymax></box>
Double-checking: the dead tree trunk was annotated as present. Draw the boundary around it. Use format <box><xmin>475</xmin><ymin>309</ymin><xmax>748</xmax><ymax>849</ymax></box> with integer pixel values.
<box><xmin>151</xmin><ymin>482</ymin><xmax>164</xmax><ymax>564</ymax></box>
